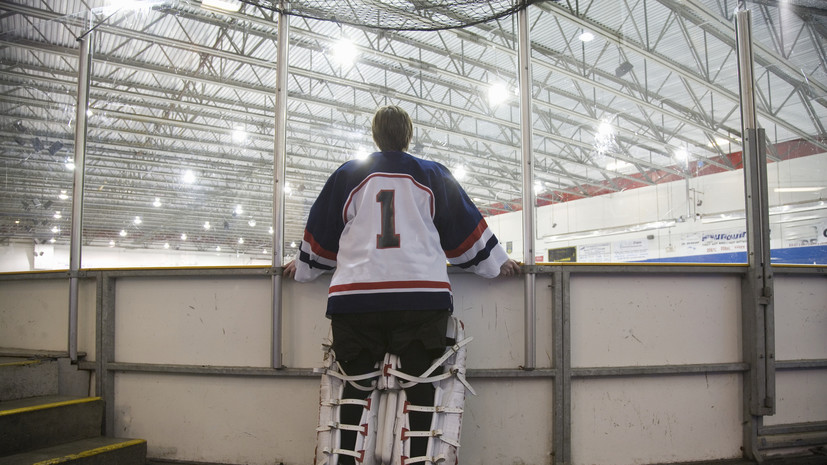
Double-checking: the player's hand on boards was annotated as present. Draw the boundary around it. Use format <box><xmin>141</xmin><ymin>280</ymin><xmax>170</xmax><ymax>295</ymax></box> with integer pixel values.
<box><xmin>499</xmin><ymin>259</ymin><xmax>521</xmax><ymax>277</ymax></box>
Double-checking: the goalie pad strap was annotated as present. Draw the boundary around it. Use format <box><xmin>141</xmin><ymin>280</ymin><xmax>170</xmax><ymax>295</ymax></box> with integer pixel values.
<box><xmin>402</xmin><ymin>454</ymin><xmax>448</xmax><ymax>465</ymax></box>
<box><xmin>404</xmin><ymin>402</ymin><xmax>463</xmax><ymax>414</ymax></box>
<box><xmin>417</xmin><ymin>337</ymin><xmax>473</xmax><ymax>379</ymax></box>
<box><xmin>320</xmin><ymin>398</ymin><xmax>369</xmax><ymax>408</ymax></box>
<box><xmin>317</xmin><ymin>421</ymin><xmax>368</xmax><ymax>435</ymax></box>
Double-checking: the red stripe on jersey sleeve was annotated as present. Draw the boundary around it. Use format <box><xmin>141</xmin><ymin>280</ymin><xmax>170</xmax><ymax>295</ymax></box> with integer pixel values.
<box><xmin>303</xmin><ymin>229</ymin><xmax>337</xmax><ymax>261</ymax></box>
<box><xmin>444</xmin><ymin>218</ymin><xmax>488</xmax><ymax>258</ymax></box>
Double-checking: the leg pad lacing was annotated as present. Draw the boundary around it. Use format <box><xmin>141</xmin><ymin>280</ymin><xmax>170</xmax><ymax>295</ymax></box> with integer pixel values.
<box><xmin>315</xmin><ymin>316</ymin><xmax>472</xmax><ymax>465</ymax></box>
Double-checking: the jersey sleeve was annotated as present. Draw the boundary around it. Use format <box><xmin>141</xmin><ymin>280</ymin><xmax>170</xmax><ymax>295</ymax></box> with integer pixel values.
<box><xmin>293</xmin><ymin>171</ymin><xmax>346</xmax><ymax>282</ymax></box>
<box><xmin>433</xmin><ymin>165</ymin><xmax>509</xmax><ymax>278</ymax></box>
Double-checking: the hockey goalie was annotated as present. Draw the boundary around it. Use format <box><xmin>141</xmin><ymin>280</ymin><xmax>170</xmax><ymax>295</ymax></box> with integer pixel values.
<box><xmin>283</xmin><ymin>105</ymin><xmax>521</xmax><ymax>465</ymax></box>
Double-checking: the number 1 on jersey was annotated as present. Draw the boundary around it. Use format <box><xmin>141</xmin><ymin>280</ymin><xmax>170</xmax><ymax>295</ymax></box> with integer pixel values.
<box><xmin>376</xmin><ymin>190</ymin><xmax>400</xmax><ymax>249</ymax></box>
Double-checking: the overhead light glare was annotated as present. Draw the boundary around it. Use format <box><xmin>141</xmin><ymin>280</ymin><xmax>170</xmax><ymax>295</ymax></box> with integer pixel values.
<box><xmin>65</xmin><ymin>158</ymin><xmax>75</xmax><ymax>170</ymax></box>
<box><xmin>54</xmin><ymin>211</ymin><xmax>62</xmax><ymax>219</ymax></box>
<box><xmin>153</xmin><ymin>197</ymin><xmax>162</xmax><ymax>207</ymax></box>
<box><xmin>234</xmin><ymin>205</ymin><xmax>243</xmax><ymax>215</ymax></box>
<box><xmin>133</xmin><ymin>216</ymin><xmax>142</xmax><ymax>225</ymax></box>
<box><xmin>59</xmin><ymin>190</ymin><xmax>69</xmax><ymax>200</ymax></box>
<box><xmin>181</xmin><ymin>233</ymin><xmax>188</xmax><ymax>240</ymax></box>
<box><xmin>216</xmin><ymin>246</ymin><xmax>222</xmax><ymax>251</ymax></box>
<box><xmin>248</xmin><ymin>219</ymin><xmax>256</xmax><ymax>227</ymax></box>
<box><xmin>331</xmin><ymin>37</ymin><xmax>358</xmax><ymax>67</ymax></box>
<box><xmin>163</xmin><ymin>242</ymin><xmax>170</xmax><ymax>249</ymax></box>
<box><xmin>51</xmin><ymin>226</ymin><xmax>60</xmax><ymax>233</ymax></box>
<box><xmin>578</xmin><ymin>31</ymin><xmax>595</xmax><ymax>42</ymax></box>
<box><xmin>119</xmin><ymin>229</ymin><xmax>127</xmax><ymax>237</ymax></box>
<box><xmin>355</xmin><ymin>148</ymin><xmax>370</xmax><ymax>161</ymax></box>
<box><xmin>232</xmin><ymin>127</ymin><xmax>247</xmax><ymax>144</ymax></box>
<box><xmin>290</xmin><ymin>241</ymin><xmax>297</xmax><ymax>248</ymax></box>
<box><xmin>109</xmin><ymin>240</ymin><xmax>115</xmax><ymax>247</ymax></box>
<box><xmin>182</xmin><ymin>169</ymin><xmax>196</xmax><ymax>184</ymax></box>
<box><xmin>268</xmin><ymin>226</ymin><xmax>274</xmax><ymax>235</ymax></box>
<box><xmin>607</xmin><ymin>160</ymin><xmax>631</xmax><ymax>171</ymax></box>
<box><xmin>487</xmin><ymin>82</ymin><xmax>509</xmax><ymax>106</ymax></box>
<box><xmin>453</xmin><ymin>165</ymin><xmax>467</xmax><ymax>181</ymax></box>
<box><xmin>203</xmin><ymin>221</ymin><xmax>211</xmax><ymax>230</ymax></box>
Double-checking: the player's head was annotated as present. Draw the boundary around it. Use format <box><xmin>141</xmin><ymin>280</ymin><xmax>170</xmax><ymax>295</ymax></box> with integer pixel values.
<box><xmin>372</xmin><ymin>105</ymin><xmax>413</xmax><ymax>152</ymax></box>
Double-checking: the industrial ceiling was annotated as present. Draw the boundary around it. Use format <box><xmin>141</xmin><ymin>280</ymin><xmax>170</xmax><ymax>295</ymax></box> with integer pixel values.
<box><xmin>1</xmin><ymin>0</ymin><xmax>825</xmax><ymax>262</ymax></box>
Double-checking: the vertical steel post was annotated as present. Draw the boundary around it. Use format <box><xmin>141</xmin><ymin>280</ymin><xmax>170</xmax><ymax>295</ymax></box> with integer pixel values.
<box><xmin>517</xmin><ymin>5</ymin><xmax>536</xmax><ymax>370</ymax></box>
<box><xmin>271</xmin><ymin>2</ymin><xmax>289</xmax><ymax>369</ymax></box>
<box><xmin>736</xmin><ymin>7</ymin><xmax>775</xmax><ymax>460</ymax></box>
<box><xmin>68</xmin><ymin>33</ymin><xmax>93</xmax><ymax>364</ymax></box>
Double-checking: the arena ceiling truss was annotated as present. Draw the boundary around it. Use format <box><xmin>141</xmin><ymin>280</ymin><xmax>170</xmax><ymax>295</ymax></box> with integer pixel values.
<box><xmin>1</xmin><ymin>0</ymin><xmax>825</xmax><ymax>258</ymax></box>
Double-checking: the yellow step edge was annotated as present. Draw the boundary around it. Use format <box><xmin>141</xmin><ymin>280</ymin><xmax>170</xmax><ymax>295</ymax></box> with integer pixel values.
<box><xmin>33</xmin><ymin>439</ymin><xmax>147</xmax><ymax>465</ymax></box>
<box><xmin>0</xmin><ymin>397</ymin><xmax>102</xmax><ymax>417</ymax></box>
<box><xmin>0</xmin><ymin>359</ymin><xmax>42</xmax><ymax>368</ymax></box>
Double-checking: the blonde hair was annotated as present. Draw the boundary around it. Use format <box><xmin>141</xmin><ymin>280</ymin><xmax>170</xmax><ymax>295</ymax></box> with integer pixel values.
<box><xmin>371</xmin><ymin>105</ymin><xmax>413</xmax><ymax>152</ymax></box>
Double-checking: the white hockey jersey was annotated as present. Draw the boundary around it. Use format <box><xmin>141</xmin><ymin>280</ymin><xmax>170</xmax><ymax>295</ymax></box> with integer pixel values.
<box><xmin>294</xmin><ymin>150</ymin><xmax>508</xmax><ymax>315</ymax></box>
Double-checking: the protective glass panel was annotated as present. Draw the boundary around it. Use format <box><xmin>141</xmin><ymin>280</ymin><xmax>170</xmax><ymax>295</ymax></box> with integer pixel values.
<box><xmin>529</xmin><ymin>2</ymin><xmax>752</xmax><ymax>264</ymax></box>
<box><xmin>81</xmin><ymin>3</ymin><xmax>275</xmax><ymax>268</ymax></box>
<box><xmin>283</xmin><ymin>15</ymin><xmax>524</xmax><ymax>263</ymax></box>
<box><xmin>748</xmin><ymin>2</ymin><xmax>826</xmax><ymax>265</ymax></box>
<box><xmin>0</xmin><ymin>10</ymin><xmax>79</xmax><ymax>272</ymax></box>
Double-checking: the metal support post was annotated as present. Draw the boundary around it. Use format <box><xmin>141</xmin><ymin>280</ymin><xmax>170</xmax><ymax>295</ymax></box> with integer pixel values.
<box><xmin>97</xmin><ymin>273</ymin><xmax>116</xmax><ymax>436</ymax></box>
<box><xmin>518</xmin><ymin>3</ymin><xmax>536</xmax><ymax>371</ymax></box>
<box><xmin>69</xmin><ymin>32</ymin><xmax>93</xmax><ymax>364</ymax></box>
<box><xmin>736</xmin><ymin>7</ymin><xmax>775</xmax><ymax>460</ymax></box>
<box><xmin>552</xmin><ymin>271</ymin><xmax>571</xmax><ymax>465</ymax></box>
<box><xmin>271</xmin><ymin>2</ymin><xmax>289</xmax><ymax>369</ymax></box>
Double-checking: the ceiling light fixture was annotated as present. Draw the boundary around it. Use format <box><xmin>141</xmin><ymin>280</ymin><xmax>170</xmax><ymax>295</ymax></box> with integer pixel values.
<box><xmin>248</xmin><ymin>219</ymin><xmax>256</xmax><ymax>227</ymax></box>
<box><xmin>232</xmin><ymin>127</ymin><xmax>247</xmax><ymax>144</ymax></box>
<box><xmin>153</xmin><ymin>197</ymin><xmax>162</xmax><ymax>207</ymax></box>
<box><xmin>181</xmin><ymin>233</ymin><xmax>187</xmax><ymax>240</ymax></box>
<box><xmin>133</xmin><ymin>216</ymin><xmax>142</xmax><ymax>225</ymax></box>
<box><xmin>453</xmin><ymin>165</ymin><xmax>467</xmax><ymax>181</ymax></box>
<box><xmin>487</xmin><ymin>82</ymin><xmax>509</xmax><ymax>106</ymax></box>
<box><xmin>58</xmin><ymin>190</ymin><xmax>69</xmax><ymax>200</ymax></box>
<box><xmin>182</xmin><ymin>169</ymin><xmax>196</xmax><ymax>184</ymax></box>
<box><xmin>119</xmin><ymin>229</ymin><xmax>127</xmax><ymax>237</ymax></box>
<box><xmin>578</xmin><ymin>31</ymin><xmax>595</xmax><ymax>42</ymax></box>
<box><xmin>238</xmin><ymin>238</ymin><xmax>244</xmax><ymax>244</ymax></box>
<box><xmin>331</xmin><ymin>37</ymin><xmax>358</xmax><ymax>67</ymax></box>
<box><xmin>203</xmin><ymin>221</ymin><xmax>211</xmax><ymax>230</ymax></box>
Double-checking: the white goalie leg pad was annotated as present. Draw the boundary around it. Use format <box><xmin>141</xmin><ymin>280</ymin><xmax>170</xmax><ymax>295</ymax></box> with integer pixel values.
<box><xmin>315</xmin><ymin>342</ymin><xmax>381</xmax><ymax>465</ymax></box>
<box><xmin>393</xmin><ymin>316</ymin><xmax>473</xmax><ymax>465</ymax></box>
